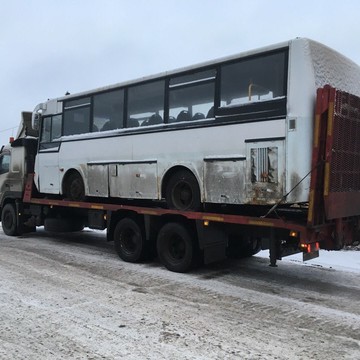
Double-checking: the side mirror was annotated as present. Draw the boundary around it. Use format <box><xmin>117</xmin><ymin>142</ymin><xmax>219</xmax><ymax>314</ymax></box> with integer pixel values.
<box><xmin>32</xmin><ymin>102</ymin><xmax>47</xmax><ymax>131</ymax></box>
<box><xmin>32</xmin><ymin>112</ymin><xmax>41</xmax><ymax>131</ymax></box>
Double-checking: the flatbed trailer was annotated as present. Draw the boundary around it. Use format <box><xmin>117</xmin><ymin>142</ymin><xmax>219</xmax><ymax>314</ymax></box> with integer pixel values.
<box><xmin>1</xmin><ymin>86</ymin><xmax>360</xmax><ymax>272</ymax></box>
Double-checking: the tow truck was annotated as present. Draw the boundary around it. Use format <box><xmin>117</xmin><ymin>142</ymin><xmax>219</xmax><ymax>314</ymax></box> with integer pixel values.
<box><xmin>1</xmin><ymin>86</ymin><xmax>359</xmax><ymax>272</ymax></box>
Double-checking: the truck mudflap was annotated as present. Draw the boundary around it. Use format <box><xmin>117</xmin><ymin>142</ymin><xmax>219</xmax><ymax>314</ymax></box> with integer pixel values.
<box><xmin>308</xmin><ymin>85</ymin><xmax>360</xmax><ymax>250</ymax></box>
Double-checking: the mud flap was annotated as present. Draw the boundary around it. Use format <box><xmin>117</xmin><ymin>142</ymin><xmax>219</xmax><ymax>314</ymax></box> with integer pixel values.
<box><xmin>196</xmin><ymin>220</ymin><xmax>227</xmax><ymax>264</ymax></box>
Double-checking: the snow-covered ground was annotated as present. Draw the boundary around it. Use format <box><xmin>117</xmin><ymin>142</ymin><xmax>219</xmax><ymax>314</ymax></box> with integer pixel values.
<box><xmin>256</xmin><ymin>248</ymin><xmax>360</xmax><ymax>273</ymax></box>
<box><xmin>0</xmin><ymin>226</ymin><xmax>359</xmax><ymax>359</ymax></box>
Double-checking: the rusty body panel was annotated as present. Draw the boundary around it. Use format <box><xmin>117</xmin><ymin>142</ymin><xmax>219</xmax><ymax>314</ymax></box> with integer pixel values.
<box><xmin>203</xmin><ymin>156</ymin><xmax>246</xmax><ymax>204</ymax></box>
<box><xmin>245</xmin><ymin>138</ymin><xmax>285</xmax><ymax>205</ymax></box>
<box><xmin>87</xmin><ymin>160</ymin><xmax>159</xmax><ymax>200</ymax></box>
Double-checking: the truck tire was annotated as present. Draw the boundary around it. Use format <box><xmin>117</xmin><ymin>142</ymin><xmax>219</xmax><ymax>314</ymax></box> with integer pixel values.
<box><xmin>113</xmin><ymin>217</ymin><xmax>146</xmax><ymax>263</ymax></box>
<box><xmin>228</xmin><ymin>236</ymin><xmax>261</xmax><ymax>258</ymax></box>
<box><xmin>44</xmin><ymin>218</ymin><xmax>84</xmax><ymax>232</ymax></box>
<box><xmin>157</xmin><ymin>222</ymin><xmax>196</xmax><ymax>273</ymax></box>
<box><xmin>1</xmin><ymin>203</ymin><xmax>19</xmax><ymax>236</ymax></box>
<box><xmin>165</xmin><ymin>170</ymin><xmax>201</xmax><ymax>211</ymax></box>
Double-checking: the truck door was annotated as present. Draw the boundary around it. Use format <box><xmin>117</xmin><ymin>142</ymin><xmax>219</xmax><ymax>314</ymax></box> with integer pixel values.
<box><xmin>0</xmin><ymin>145</ymin><xmax>27</xmax><ymax>204</ymax></box>
<box><xmin>0</xmin><ymin>149</ymin><xmax>11</xmax><ymax>202</ymax></box>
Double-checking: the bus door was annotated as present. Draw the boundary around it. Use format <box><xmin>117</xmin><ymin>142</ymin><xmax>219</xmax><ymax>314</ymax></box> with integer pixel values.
<box><xmin>36</xmin><ymin>114</ymin><xmax>62</xmax><ymax>194</ymax></box>
<box><xmin>35</xmin><ymin>144</ymin><xmax>61</xmax><ymax>194</ymax></box>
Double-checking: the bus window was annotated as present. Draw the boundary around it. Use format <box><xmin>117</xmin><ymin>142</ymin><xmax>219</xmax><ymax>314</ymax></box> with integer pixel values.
<box><xmin>127</xmin><ymin>80</ymin><xmax>165</xmax><ymax>127</ymax></box>
<box><xmin>220</xmin><ymin>51</ymin><xmax>286</xmax><ymax>107</ymax></box>
<box><xmin>51</xmin><ymin>115</ymin><xmax>62</xmax><ymax>140</ymax></box>
<box><xmin>40</xmin><ymin>117</ymin><xmax>51</xmax><ymax>142</ymax></box>
<box><xmin>40</xmin><ymin>115</ymin><xmax>62</xmax><ymax>142</ymax></box>
<box><xmin>169</xmin><ymin>69</ymin><xmax>216</xmax><ymax>122</ymax></box>
<box><xmin>63</xmin><ymin>97</ymin><xmax>91</xmax><ymax>136</ymax></box>
<box><xmin>94</xmin><ymin>89</ymin><xmax>124</xmax><ymax>132</ymax></box>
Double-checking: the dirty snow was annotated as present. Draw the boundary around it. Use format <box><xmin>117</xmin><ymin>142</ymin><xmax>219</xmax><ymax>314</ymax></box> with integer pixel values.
<box><xmin>256</xmin><ymin>248</ymin><xmax>360</xmax><ymax>273</ymax></box>
<box><xmin>0</xmin><ymin>225</ymin><xmax>359</xmax><ymax>359</ymax></box>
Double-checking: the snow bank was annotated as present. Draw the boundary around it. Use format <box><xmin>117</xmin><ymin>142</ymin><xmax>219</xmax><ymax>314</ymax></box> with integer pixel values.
<box><xmin>257</xmin><ymin>249</ymin><xmax>360</xmax><ymax>273</ymax></box>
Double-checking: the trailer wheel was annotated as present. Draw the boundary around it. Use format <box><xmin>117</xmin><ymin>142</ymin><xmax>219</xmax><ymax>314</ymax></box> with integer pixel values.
<box><xmin>165</xmin><ymin>170</ymin><xmax>201</xmax><ymax>211</ymax></box>
<box><xmin>114</xmin><ymin>218</ymin><xmax>146</xmax><ymax>263</ymax></box>
<box><xmin>65</xmin><ymin>172</ymin><xmax>85</xmax><ymax>201</ymax></box>
<box><xmin>157</xmin><ymin>222</ymin><xmax>195</xmax><ymax>273</ymax></box>
<box><xmin>1</xmin><ymin>203</ymin><xmax>19</xmax><ymax>236</ymax></box>
<box><xmin>228</xmin><ymin>236</ymin><xmax>261</xmax><ymax>258</ymax></box>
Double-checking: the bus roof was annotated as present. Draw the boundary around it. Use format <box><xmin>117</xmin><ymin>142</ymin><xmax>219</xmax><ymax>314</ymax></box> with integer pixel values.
<box><xmin>55</xmin><ymin>38</ymin><xmax>292</xmax><ymax>102</ymax></box>
<box><xmin>40</xmin><ymin>38</ymin><xmax>360</xmax><ymax>106</ymax></box>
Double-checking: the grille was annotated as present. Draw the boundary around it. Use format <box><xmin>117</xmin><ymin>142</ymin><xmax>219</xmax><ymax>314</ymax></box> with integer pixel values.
<box><xmin>251</xmin><ymin>147</ymin><xmax>278</xmax><ymax>183</ymax></box>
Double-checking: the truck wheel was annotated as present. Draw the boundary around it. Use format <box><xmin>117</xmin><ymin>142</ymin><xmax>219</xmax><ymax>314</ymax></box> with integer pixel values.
<box><xmin>44</xmin><ymin>218</ymin><xmax>84</xmax><ymax>232</ymax></box>
<box><xmin>157</xmin><ymin>222</ymin><xmax>196</xmax><ymax>273</ymax></box>
<box><xmin>228</xmin><ymin>236</ymin><xmax>261</xmax><ymax>258</ymax></box>
<box><xmin>114</xmin><ymin>218</ymin><xmax>146</xmax><ymax>263</ymax></box>
<box><xmin>65</xmin><ymin>172</ymin><xmax>85</xmax><ymax>201</ymax></box>
<box><xmin>1</xmin><ymin>203</ymin><xmax>19</xmax><ymax>236</ymax></box>
<box><xmin>165</xmin><ymin>170</ymin><xmax>201</xmax><ymax>211</ymax></box>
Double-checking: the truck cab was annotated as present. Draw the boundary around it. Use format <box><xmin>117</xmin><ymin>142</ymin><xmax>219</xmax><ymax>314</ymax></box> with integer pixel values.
<box><xmin>0</xmin><ymin>139</ymin><xmax>38</xmax><ymax>209</ymax></box>
<box><xmin>0</xmin><ymin>112</ymin><xmax>38</xmax><ymax>235</ymax></box>
<box><xmin>0</xmin><ymin>112</ymin><xmax>38</xmax><ymax>207</ymax></box>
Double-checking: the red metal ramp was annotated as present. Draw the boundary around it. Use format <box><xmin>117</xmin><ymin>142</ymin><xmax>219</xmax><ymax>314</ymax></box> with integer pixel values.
<box><xmin>309</xmin><ymin>85</ymin><xmax>360</xmax><ymax>223</ymax></box>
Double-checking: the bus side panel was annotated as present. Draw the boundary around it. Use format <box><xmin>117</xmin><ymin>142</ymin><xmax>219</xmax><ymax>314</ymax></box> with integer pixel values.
<box><xmin>109</xmin><ymin>162</ymin><xmax>158</xmax><ymax>199</ymax></box>
<box><xmin>204</xmin><ymin>159</ymin><xmax>246</xmax><ymax>204</ymax></box>
<box><xmin>53</xmin><ymin>119</ymin><xmax>286</xmax><ymax>205</ymax></box>
<box><xmin>88</xmin><ymin>164</ymin><xmax>109</xmax><ymax>197</ymax></box>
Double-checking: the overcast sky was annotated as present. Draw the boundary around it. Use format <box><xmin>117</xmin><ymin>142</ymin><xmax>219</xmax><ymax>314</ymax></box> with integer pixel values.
<box><xmin>1</xmin><ymin>0</ymin><xmax>360</xmax><ymax>146</ymax></box>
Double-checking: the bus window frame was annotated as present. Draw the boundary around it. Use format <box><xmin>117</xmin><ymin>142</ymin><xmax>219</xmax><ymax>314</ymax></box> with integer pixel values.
<box><xmin>39</xmin><ymin>114</ymin><xmax>62</xmax><ymax>151</ymax></box>
<box><xmin>41</xmin><ymin>46</ymin><xmax>288</xmax><ymax>145</ymax></box>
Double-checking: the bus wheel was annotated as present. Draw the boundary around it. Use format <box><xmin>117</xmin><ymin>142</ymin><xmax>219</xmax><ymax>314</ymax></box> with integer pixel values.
<box><xmin>1</xmin><ymin>203</ymin><xmax>19</xmax><ymax>236</ymax></box>
<box><xmin>65</xmin><ymin>172</ymin><xmax>85</xmax><ymax>201</ymax></box>
<box><xmin>165</xmin><ymin>170</ymin><xmax>201</xmax><ymax>211</ymax></box>
<box><xmin>157</xmin><ymin>222</ymin><xmax>196</xmax><ymax>272</ymax></box>
<box><xmin>114</xmin><ymin>218</ymin><xmax>146</xmax><ymax>263</ymax></box>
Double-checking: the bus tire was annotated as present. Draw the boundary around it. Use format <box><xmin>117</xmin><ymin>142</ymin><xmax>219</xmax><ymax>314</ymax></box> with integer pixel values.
<box><xmin>165</xmin><ymin>170</ymin><xmax>201</xmax><ymax>211</ymax></box>
<box><xmin>157</xmin><ymin>222</ymin><xmax>195</xmax><ymax>273</ymax></box>
<box><xmin>65</xmin><ymin>171</ymin><xmax>85</xmax><ymax>201</ymax></box>
<box><xmin>1</xmin><ymin>203</ymin><xmax>19</xmax><ymax>236</ymax></box>
<box><xmin>114</xmin><ymin>218</ymin><xmax>146</xmax><ymax>263</ymax></box>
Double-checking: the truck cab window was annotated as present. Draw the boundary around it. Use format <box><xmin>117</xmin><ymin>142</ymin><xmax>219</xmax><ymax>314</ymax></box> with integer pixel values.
<box><xmin>0</xmin><ymin>152</ymin><xmax>10</xmax><ymax>174</ymax></box>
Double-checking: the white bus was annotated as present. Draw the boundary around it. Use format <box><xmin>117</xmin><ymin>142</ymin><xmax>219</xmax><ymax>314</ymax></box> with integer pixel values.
<box><xmin>32</xmin><ymin>38</ymin><xmax>360</xmax><ymax>211</ymax></box>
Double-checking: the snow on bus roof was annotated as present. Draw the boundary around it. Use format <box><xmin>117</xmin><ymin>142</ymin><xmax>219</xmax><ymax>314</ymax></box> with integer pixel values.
<box><xmin>308</xmin><ymin>40</ymin><xmax>360</xmax><ymax>96</ymax></box>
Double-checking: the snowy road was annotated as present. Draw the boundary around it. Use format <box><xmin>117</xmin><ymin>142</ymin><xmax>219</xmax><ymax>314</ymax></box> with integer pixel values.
<box><xmin>0</xmin><ymin>227</ymin><xmax>359</xmax><ymax>359</ymax></box>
